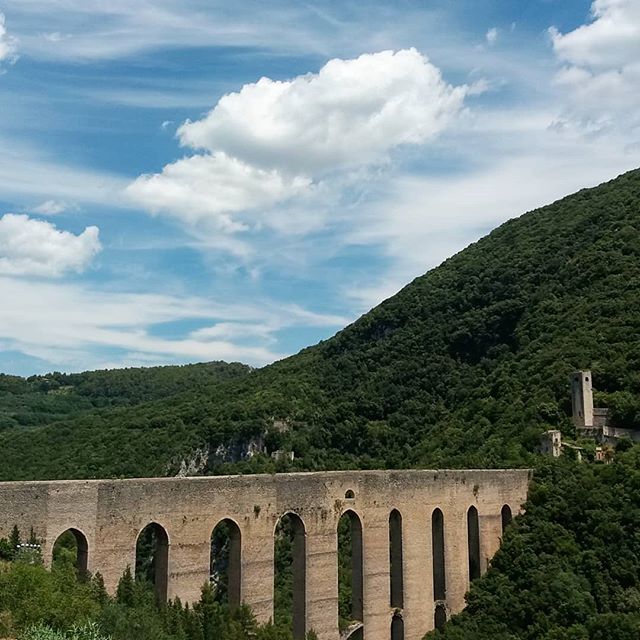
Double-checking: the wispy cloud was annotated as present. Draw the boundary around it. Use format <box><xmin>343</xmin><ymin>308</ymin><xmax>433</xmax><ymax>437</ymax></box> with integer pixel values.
<box><xmin>0</xmin><ymin>135</ymin><xmax>129</xmax><ymax>208</ymax></box>
<box><xmin>1</xmin><ymin>0</ymin><xmax>445</xmax><ymax>62</ymax></box>
<box><xmin>32</xmin><ymin>200</ymin><xmax>71</xmax><ymax>215</ymax></box>
<box><xmin>486</xmin><ymin>27</ymin><xmax>498</xmax><ymax>45</ymax></box>
<box><xmin>0</xmin><ymin>276</ymin><xmax>348</xmax><ymax>371</ymax></box>
<box><xmin>0</xmin><ymin>13</ymin><xmax>18</xmax><ymax>65</ymax></box>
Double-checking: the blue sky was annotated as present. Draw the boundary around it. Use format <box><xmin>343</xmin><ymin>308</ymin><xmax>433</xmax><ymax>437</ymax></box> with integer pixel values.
<box><xmin>0</xmin><ymin>0</ymin><xmax>638</xmax><ymax>375</ymax></box>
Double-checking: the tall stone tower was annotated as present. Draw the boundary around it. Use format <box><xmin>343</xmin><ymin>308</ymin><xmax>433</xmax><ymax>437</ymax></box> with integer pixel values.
<box><xmin>571</xmin><ymin>370</ymin><xmax>594</xmax><ymax>428</ymax></box>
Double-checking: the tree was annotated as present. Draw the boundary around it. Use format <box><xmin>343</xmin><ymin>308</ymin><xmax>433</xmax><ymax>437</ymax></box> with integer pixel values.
<box><xmin>10</xmin><ymin>525</ymin><xmax>21</xmax><ymax>555</ymax></box>
<box><xmin>115</xmin><ymin>567</ymin><xmax>134</xmax><ymax>607</ymax></box>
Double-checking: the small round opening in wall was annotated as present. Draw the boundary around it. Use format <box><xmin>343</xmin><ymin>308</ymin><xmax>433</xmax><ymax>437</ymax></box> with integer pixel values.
<box><xmin>345</xmin><ymin>489</ymin><xmax>355</xmax><ymax>499</ymax></box>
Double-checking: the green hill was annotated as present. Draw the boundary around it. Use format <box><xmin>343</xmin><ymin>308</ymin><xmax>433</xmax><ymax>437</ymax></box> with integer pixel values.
<box><xmin>1</xmin><ymin>169</ymin><xmax>639</xmax><ymax>480</ymax></box>
<box><xmin>0</xmin><ymin>362</ymin><xmax>250</xmax><ymax>433</ymax></box>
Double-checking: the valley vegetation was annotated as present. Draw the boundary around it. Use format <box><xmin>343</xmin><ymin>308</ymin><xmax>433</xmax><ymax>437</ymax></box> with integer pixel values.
<box><xmin>0</xmin><ymin>525</ymin><xmax>306</xmax><ymax>640</ymax></box>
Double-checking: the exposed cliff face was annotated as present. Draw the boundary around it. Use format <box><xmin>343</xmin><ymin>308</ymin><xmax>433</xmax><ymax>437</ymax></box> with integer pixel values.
<box><xmin>173</xmin><ymin>446</ymin><xmax>210</xmax><ymax>477</ymax></box>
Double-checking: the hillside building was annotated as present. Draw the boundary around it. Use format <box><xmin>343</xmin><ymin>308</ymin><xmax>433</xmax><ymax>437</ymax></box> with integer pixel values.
<box><xmin>538</xmin><ymin>429</ymin><xmax>583</xmax><ymax>461</ymax></box>
<box><xmin>571</xmin><ymin>370</ymin><xmax>640</xmax><ymax>444</ymax></box>
<box><xmin>539</xmin><ymin>430</ymin><xmax>562</xmax><ymax>458</ymax></box>
<box><xmin>540</xmin><ymin>371</ymin><xmax>639</xmax><ymax>460</ymax></box>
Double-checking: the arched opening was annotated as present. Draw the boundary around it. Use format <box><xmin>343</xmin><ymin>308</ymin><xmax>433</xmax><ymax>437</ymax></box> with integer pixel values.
<box><xmin>389</xmin><ymin>509</ymin><xmax>404</xmax><ymax>609</ymax></box>
<box><xmin>391</xmin><ymin>613</ymin><xmax>404</xmax><ymax>640</ymax></box>
<box><xmin>343</xmin><ymin>623</ymin><xmax>364</xmax><ymax>640</ymax></box>
<box><xmin>501</xmin><ymin>505</ymin><xmax>513</xmax><ymax>533</ymax></box>
<box><xmin>467</xmin><ymin>506</ymin><xmax>481</xmax><ymax>582</ymax></box>
<box><xmin>274</xmin><ymin>512</ymin><xmax>306</xmax><ymax>640</ymax></box>
<box><xmin>338</xmin><ymin>510</ymin><xmax>364</xmax><ymax>632</ymax></box>
<box><xmin>52</xmin><ymin>528</ymin><xmax>88</xmax><ymax>579</ymax></box>
<box><xmin>434</xmin><ymin>603</ymin><xmax>447</xmax><ymax>630</ymax></box>
<box><xmin>135</xmin><ymin>522</ymin><xmax>169</xmax><ymax>602</ymax></box>
<box><xmin>431</xmin><ymin>508</ymin><xmax>446</xmax><ymax>601</ymax></box>
<box><xmin>210</xmin><ymin>518</ymin><xmax>241</xmax><ymax>608</ymax></box>
<box><xmin>345</xmin><ymin>489</ymin><xmax>355</xmax><ymax>500</ymax></box>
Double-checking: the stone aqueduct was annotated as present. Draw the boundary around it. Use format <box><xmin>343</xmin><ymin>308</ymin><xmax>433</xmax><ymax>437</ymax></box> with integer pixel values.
<box><xmin>0</xmin><ymin>469</ymin><xmax>530</xmax><ymax>640</ymax></box>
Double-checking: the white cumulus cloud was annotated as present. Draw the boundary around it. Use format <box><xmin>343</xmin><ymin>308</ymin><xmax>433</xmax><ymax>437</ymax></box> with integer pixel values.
<box><xmin>0</xmin><ymin>213</ymin><xmax>101</xmax><ymax>277</ymax></box>
<box><xmin>128</xmin><ymin>49</ymin><xmax>467</xmax><ymax>235</ymax></box>
<box><xmin>0</xmin><ymin>13</ymin><xmax>18</xmax><ymax>64</ymax></box>
<box><xmin>550</xmin><ymin>0</ymin><xmax>640</xmax><ymax>135</ymax></box>
<box><xmin>551</xmin><ymin>0</ymin><xmax>640</xmax><ymax>68</ymax></box>
<box><xmin>128</xmin><ymin>152</ymin><xmax>311</xmax><ymax>231</ymax></box>
<box><xmin>178</xmin><ymin>48</ymin><xmax>467</xmax><ymax>174</ymax></box>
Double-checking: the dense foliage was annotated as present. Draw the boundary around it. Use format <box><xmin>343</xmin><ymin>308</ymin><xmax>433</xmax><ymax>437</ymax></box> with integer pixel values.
<box><xmin>0</xmin><ymin>362</ymin><xmax>250</xmax><ymax>429</ymax></box>
<box><xmin>428</xmin><ymin>447</ymin><xmax>640</xmax><ymax>640</ymax></box>
<box><xmin>0</xmin><ymin>362</ymin><xmax>250</xmax><ymax>478</ymax></box>
<box><xmin>1</xmin><ymin>170</ymin><xmax>639</xmax><ymax>480</ymax></box>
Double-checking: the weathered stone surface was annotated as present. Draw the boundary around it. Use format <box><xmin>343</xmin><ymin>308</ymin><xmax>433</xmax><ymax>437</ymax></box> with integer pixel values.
<box><xmin>0</xmin><ymin>469</ymin><xmax>531</xmax><ymax>640</ymax></box>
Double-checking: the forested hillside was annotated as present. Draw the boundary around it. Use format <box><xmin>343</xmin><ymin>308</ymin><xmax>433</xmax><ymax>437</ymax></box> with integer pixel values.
<box><xmin>0</xmin><ymin>362</ymin><xmax>250</xmax><ymax>429</ymax></box>
<box><xmin>1</xmin><ymin>169</ymin><xmax>639</xmax><ymax>480</ymax></box>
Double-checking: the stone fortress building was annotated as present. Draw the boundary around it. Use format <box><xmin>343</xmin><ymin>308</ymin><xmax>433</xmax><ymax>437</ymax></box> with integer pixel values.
<box><xmin>571</xmin><ymin>370</ymin><xmax>611</xmax><ymax>436</ymax></box>
<box><xmin>570</xmin><ymin>370</ymin><xmax>640</xmax><ymax>443</ymax></box>
<box><xmin>0</xmin><ymin>469</ymin><xmax>530</xmax><ymax>640</ymax></box>
<box><xmin>541</xmin><ymin>371</ymin><xmax>640</xmax><ymax>459</ymax></box>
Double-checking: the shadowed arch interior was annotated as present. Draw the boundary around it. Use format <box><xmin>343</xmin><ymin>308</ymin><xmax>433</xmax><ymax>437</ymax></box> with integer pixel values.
<box><xmin>501</xmin><ymin>504</ymin><xmax>513</xmax><ymax>533</ymax></box>
<box><xmin>274</xmin><ymin>512</ymin><xmax>306</xmax><ymax>640</ymax></box>
<box><xmin>344</xmin><ymin>624</ymin><xmax>364</xmax><ymax>640</ymax></box>
<box><xmin>431</xmin><ymin>508</ymin><xmax>446</xmax><ymax>601</ymax></box>
<box><xmin>389</xmin><ymin>509</ymin><xmax>404</xmax><ymax>609</ymax></box>
<box><xmin>391</xmin><ymin>613</ymin><xmax>404</xmax><ymax>640</ymax></box>
<box><xmin>210</xmin><ymin>518</ymin><xmax>241</xmax><ymax>608</ymax></box>
<box><xmin>135</xmin><ymin>522</ymin><xmax>169</xmax><ymax>602</ymax></box>
<box><xmin>338</xmin><ymin>510</ymin><xmax>364</xmax><ymax>629</ymax></box>
<box><xmin>467</xmin><ymin>506</ymin><xmax>481</xmax><ymax>582</ymax></box>
<box><xmin>434</xmin><ymin>603</ymin><xmax>447</xmax><ymax>630</ymax></box>
<box><xmin>52</xmin><ymin>528</ymin><xmax>88</xmax><ymax>578</ymax></box>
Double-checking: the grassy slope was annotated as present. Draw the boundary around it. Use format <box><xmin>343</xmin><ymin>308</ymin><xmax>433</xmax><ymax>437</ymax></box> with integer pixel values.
<box><xmin>0</xmin><ymin>169</ymin><xmax>639</xmax><ymax>480</ymax></box>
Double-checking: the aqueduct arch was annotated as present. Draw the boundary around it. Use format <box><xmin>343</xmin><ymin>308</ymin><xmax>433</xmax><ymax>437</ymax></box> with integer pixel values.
<box><xmin>431</xmin><ymin>508</ymin><xmax>446</xmax><ymax>602</ymax></box>
<box><xmin>52</xmin><ymin>527</ymin><xmax>89</xmax><ymax>577</ymax></box>
<box><xmin>136</xmin><ymin>522</ymin><xmax>169</xmax><ymax>602</ymax></box>
<box><xmin>0</xmin><ymin>469</ymin><xmax>530</xmax><ymax>640</ymax></box>
<box><xmin>389</xmin><ymin>509</ymin><xmax>404</xmax><ymax>610</ymax></box>
<box><xmin>501</xmin><ymin>504</ymin><xmax>513</xmax><ymax>532</ymax></box>
<box><xmin>338</xmin><ymin>509</ymin><xmax>364</xmax><ymax>629</ymax></box>
<box><xmin>210</xmin><ymin>517</ymin><xmax>242</xmax><ymax>608</ymax></box>
<box><xmin>466</xmin><ymin>506</ymin><xmax>481</xmax><ymax>582</ymax></box>
<box><xmin>274</xmin><ymin>512</ymin><xmax>307</xmax><ymax>640</ymax></box>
